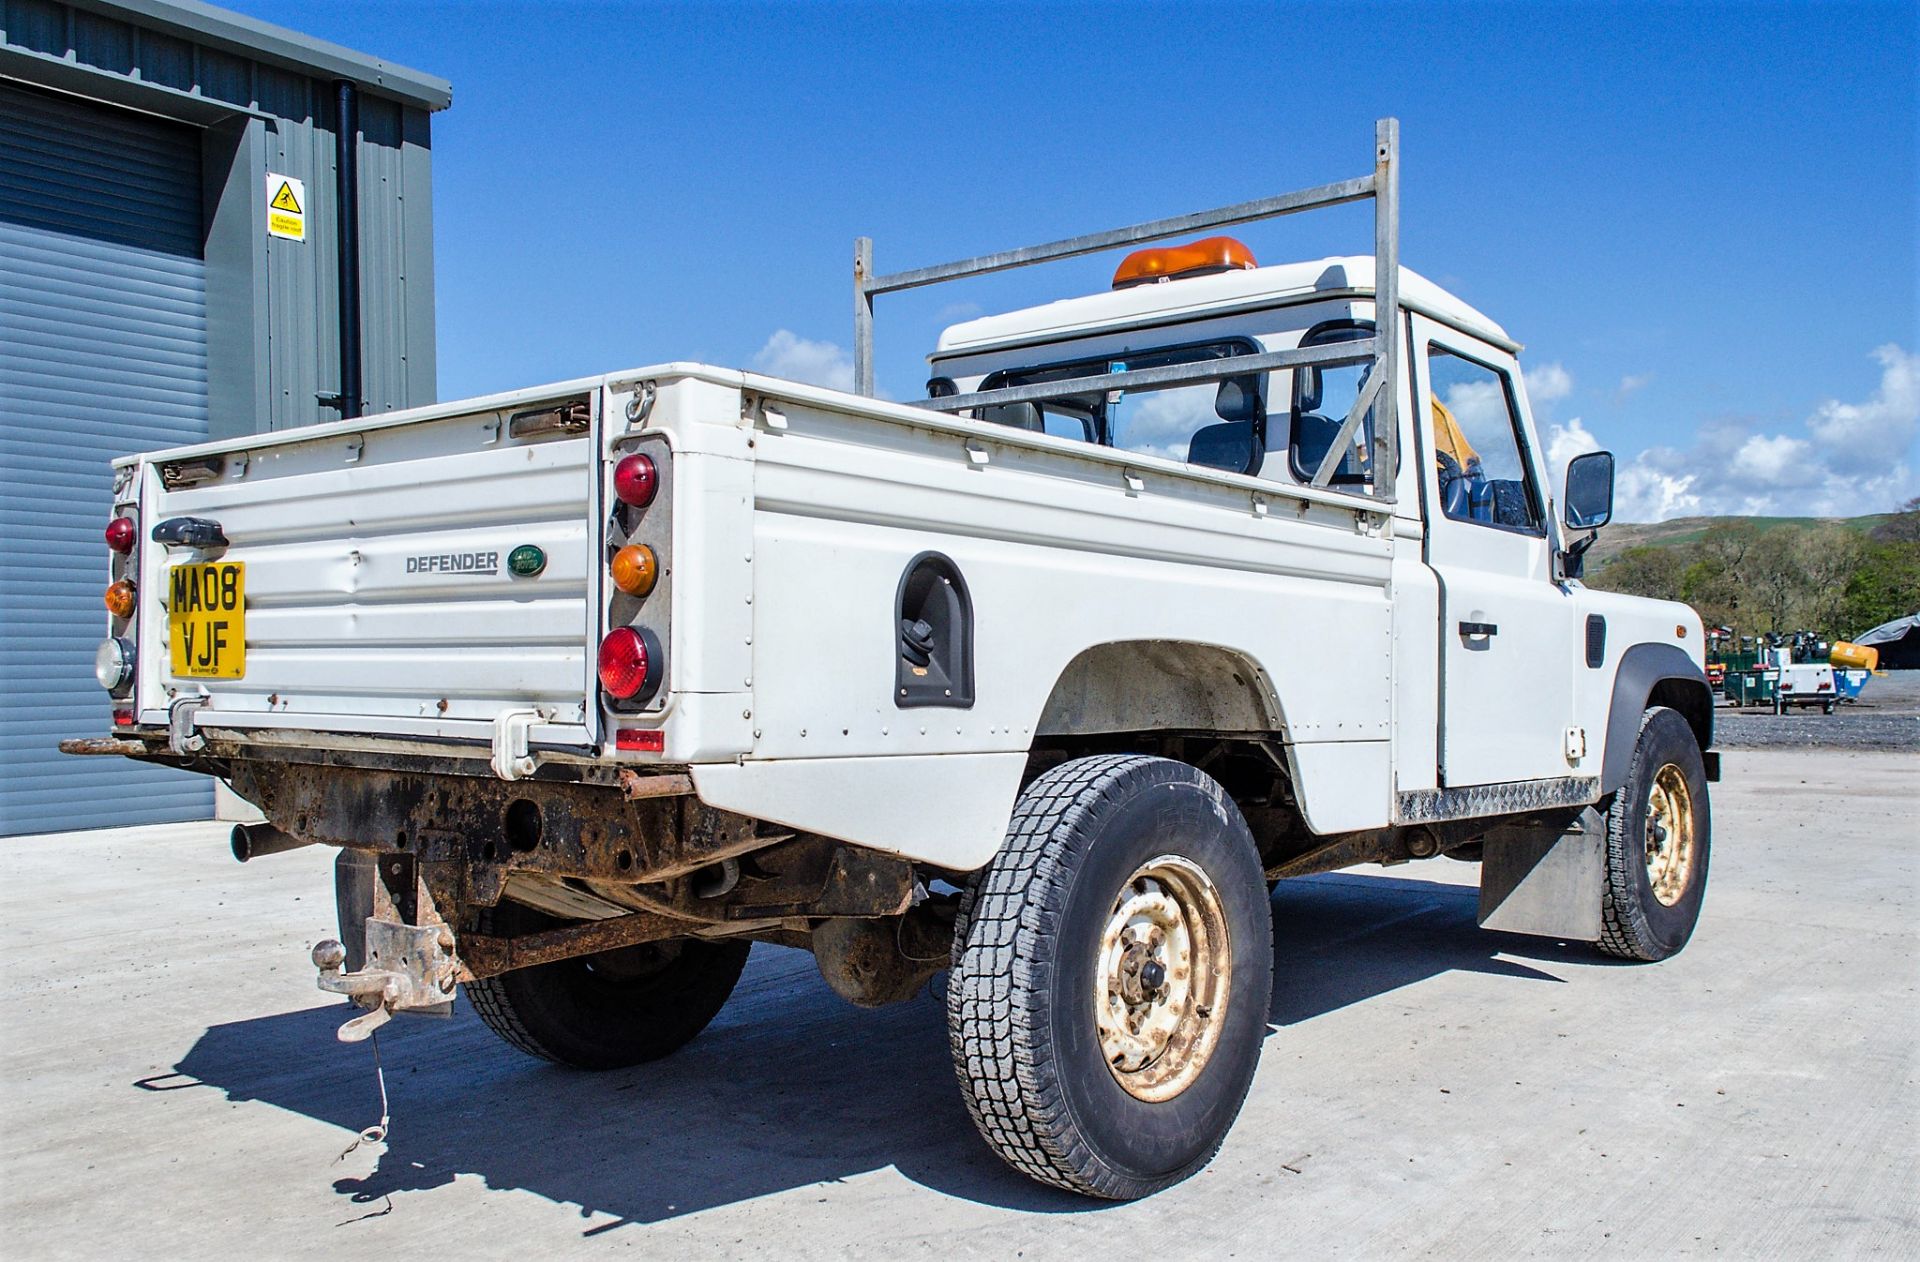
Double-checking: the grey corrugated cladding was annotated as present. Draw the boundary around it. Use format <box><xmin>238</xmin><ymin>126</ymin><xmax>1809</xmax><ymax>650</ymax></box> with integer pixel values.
<box><xmin>0</xmin><ymin>80</ymin><xmax>213</xmax><ymax>832</ymax></box>
<box><xmin>0</xmin><ymin>0</ymin><xmax>448</xmax><ymax>834</ymax></box>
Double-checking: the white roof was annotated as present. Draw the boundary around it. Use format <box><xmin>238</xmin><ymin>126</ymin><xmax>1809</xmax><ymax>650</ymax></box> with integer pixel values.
<box><xmin>933</xmin><ymin>255</ymin><xmax>1514</xmax><ymax>358</ymax></box>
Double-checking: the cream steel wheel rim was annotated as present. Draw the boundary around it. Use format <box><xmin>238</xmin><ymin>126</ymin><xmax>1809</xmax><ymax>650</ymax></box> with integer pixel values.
<box><xmin>1644</xmin><ymin>762</ymin><xmax>1698</xmax><ymax>907</ymax></box>
<box><xmin>1094</xmin><ymin>855</ymin><xmax>1232</xmax><ymax>1102</ymax></box>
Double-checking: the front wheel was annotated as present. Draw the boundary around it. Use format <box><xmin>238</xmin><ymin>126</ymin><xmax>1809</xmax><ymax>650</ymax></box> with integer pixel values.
<box><xmin>947</xmin><ymin>755</ymin><xmax>1273</xmax><ymax>1199</ymax></box>
<box><xmin>1597</xmin><ymin>706</ymin><xmax>1711</xmax><ymax>961</ymax></box>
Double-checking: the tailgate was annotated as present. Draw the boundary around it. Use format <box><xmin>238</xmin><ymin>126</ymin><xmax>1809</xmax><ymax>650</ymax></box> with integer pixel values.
<box><xmin>130</xmin><ymin>395</ymin><xmax>600</xmax><ymax>747</ymax></box>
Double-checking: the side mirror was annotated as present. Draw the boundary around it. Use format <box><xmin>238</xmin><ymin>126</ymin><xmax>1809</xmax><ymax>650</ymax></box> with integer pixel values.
<box><xmin>1562</xmin><ymin>450</ymin><xmax>1615</xmax><ymax>531</ymax></box>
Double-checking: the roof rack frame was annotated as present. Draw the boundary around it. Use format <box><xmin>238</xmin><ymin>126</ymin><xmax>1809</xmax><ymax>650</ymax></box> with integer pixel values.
<box><xmin>853</xmin><ymin>117</ymin><xmax>1401</xmax><ymax>503</ymax></box>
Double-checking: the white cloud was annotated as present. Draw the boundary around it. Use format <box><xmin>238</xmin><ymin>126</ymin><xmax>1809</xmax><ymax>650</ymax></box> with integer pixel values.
<box><xmin>1592</xmin><ymin>345</ymin><xmax>1918</xmax><ymax>522</ymax></box>
<box><xmin>1616</xmin><ymin>373</ymin><xmax>1652</xmax><ymax>400</ymax></box>
<box><xmin>1544</xmin><ymin>416</ymin><xmax>1601</xmax><ymax>486</ymax></box>
<box><xmin>1806</xmin><ymin>343</ymin><xmax>1920</xmax><ymax>471</ymax></box>
<box><xmin>1526</xmin><ymin>361</ymin><xmax>1573</xmax><ymax>404</ymax></box>
<box><xmin>752</xmin><ymin>330</ymin><xmax>855</xmax><ymax>392</ymax></box>
<box><xmin>1113</xmin><ymin>384</ymin><xmax>1219</xmax><ymax>462</ymax></box>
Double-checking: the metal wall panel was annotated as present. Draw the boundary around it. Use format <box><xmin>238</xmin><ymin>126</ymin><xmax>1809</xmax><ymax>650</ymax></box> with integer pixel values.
<box><xmin>1</xmin><ymin>0</ymin><xmax>442</xmax><ymax>431</ymax></box>
<box><xmin>0</xmin><ymin>80</ymin><xmax>212</xmax><ymax>833</ymax></box>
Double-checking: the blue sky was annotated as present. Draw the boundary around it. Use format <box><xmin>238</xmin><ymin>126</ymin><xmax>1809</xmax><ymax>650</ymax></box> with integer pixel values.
<box><xmin>227</xmin><ymin>0</ymin><xmax>1917</xmax><ymax>520</ymax></box>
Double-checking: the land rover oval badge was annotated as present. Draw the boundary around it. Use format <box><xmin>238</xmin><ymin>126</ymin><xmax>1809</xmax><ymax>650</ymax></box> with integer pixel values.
<box><xmin>507</xmin><ymin>544</ymin><xmax>546</xmax><ymax>577</ymax></box>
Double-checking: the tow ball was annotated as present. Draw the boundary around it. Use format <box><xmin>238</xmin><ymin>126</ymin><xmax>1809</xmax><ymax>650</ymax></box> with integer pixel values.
<box><xmin>311</xmin><ymin>918</ymin><xmax>459</xmax><ymax>1042</ymax></box>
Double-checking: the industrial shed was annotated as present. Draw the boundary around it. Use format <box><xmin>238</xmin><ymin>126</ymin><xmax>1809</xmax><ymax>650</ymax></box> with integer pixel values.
<box><xmin>0</xmin><ymin>0</ymin><xmax>449</xmax><ymax>834</ymax></box>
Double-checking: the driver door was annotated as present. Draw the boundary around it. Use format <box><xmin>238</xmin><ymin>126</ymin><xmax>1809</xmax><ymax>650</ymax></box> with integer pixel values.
<box><xmin>1415</xmin><ymin>317</ymin><xmax>1579</xmax><ymax>787</ymax></box>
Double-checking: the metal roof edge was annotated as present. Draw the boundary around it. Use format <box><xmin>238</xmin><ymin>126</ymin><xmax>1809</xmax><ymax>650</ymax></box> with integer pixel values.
<box><xmin>71</xmin><ymin>0</ymin><xmax>452</xmax><ymax>110</ymax></box>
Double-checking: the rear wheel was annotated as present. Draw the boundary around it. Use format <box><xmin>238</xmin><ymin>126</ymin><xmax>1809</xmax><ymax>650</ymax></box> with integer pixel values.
<box><xmin>467</xmin><ymin>901</ymin><xmax>749</xmax><ymax>1070</ymax></box>
<box><xmin>1597</xmin><ymin>706</ymin><xmax>1711</xmax><ymax>961</ymax></box>
<box><xmin>947</xmin><ymin>755</ymin><xmax>1272</xmax><ymax>1199</ymax></box>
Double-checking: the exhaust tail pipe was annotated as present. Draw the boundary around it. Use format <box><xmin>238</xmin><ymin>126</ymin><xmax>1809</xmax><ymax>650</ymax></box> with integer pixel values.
<box><xmin>231</xmin><ymin>822</ymin><xmax>313</xmax><ymax>863</ymax></box>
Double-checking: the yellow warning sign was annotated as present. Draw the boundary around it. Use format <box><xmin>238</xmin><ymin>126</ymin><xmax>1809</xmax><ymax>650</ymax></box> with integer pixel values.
<box><xmin>266</xmin><ymin>173</ymin><xmax>306</xmax><ymax>242</ymax></box>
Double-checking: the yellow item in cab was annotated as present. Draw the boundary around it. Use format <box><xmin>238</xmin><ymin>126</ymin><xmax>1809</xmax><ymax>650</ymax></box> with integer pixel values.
<box><xmin>1431</xmin><ymin>397</ymin><xmax>1479</xmax><ymax>469</ymax></box>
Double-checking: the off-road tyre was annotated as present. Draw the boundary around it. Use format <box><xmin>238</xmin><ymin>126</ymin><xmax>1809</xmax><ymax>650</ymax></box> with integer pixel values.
<box><xmin>1597</xmin><ymin>706</ymin><xmax>1711</xmax><ymax>962</ymax></box>
<box><xmin>467</xmin><ymin>901</ymin><xmax>750</xmax><ymax>1070</ymax></box>
<box><xmin>947</xmin><ymin>754</ymin><xmax>1273</xmax><ymax>1199</ymax></box>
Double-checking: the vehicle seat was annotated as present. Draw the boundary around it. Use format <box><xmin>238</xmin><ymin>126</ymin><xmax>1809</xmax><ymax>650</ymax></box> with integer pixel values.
<box><xmin>980</xmin><ymin>402</ymin><xmax>1044</xmax><ymax>431</ymax></box>
<box><xmin>1188</xmin><ymin>421</ymin><xmax>1258</xmax><ymax>473</ymax></box>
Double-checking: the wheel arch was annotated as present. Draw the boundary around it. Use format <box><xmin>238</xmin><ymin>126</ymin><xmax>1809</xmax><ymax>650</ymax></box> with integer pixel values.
<box><xmin>1601</xmin><ymin>643</ymin><xmax>1713</xmax><ymax>793</ymax></box>
<box><xmin>1034</xmin><ymin>640</ymin><xmax>1284</xmax><ymax>739</ymax></box>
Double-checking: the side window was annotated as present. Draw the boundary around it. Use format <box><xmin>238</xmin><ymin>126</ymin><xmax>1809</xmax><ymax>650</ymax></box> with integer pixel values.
<box><xmin>1287</xmin><ymin>323</ymin><xmax>1376</xmax><ymax>487</ymax></box>
<box><xmin>979</xmin><ymin>342</ymin><xmax>1266</xmax><ymax>474</ymax></box>
<box><xmin>1425</xmin><ymin>345</ymin><xmax>1541</xmax><ymax>532</ymax></box>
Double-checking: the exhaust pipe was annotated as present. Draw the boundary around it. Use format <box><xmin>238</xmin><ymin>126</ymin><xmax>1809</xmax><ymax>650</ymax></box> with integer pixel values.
<box><xmin>231</xmin><ymin>822</ymin><xmax>313</xmax><ymax>863</ymax></box>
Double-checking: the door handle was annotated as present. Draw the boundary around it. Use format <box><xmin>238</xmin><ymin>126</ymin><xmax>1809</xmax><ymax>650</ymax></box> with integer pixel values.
<box><xmin>1458</xmin><ymin>621</ymin><xmax>1499</xmax><ymax>638</ymax></box>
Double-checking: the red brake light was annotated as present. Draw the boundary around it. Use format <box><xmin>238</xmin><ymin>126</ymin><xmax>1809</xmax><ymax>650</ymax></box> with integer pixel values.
<box><xmin>105</xmin><ymin>517</ymin><xmax>136</xmax><ymax>553</ymax></box>
<box><xmin>613</xmin><ymin>454</ymin><xmax>658</xmax><ymax>508</ymax></box>
<box><xmin>597</xmin><ymin>627</ymin><xmax>659</xmax><ymax>701</ymax></box>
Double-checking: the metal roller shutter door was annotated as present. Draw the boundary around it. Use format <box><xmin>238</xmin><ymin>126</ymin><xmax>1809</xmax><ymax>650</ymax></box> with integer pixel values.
<box><xmin>1</xmin><ymin>81</ymin><xmax>213</xmax><ymax>834</ymax></box>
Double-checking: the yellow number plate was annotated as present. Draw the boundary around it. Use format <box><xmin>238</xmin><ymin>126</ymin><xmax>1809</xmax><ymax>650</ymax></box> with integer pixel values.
<box><xmin>168</xmin><ymin>561</ymin><xmax>246</xmax><ymax>679</ymax></box>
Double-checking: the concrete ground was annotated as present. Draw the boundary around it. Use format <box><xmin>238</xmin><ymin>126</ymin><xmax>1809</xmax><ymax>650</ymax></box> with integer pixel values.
<box><xmin>2</xmin><ymin>748</ymin><xmax>1915</xmax><ymax>1260</ymax></box>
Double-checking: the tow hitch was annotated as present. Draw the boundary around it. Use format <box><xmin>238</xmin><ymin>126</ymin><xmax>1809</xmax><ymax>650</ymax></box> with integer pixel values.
<box><xmin>311</xmin><ymin>919</ymin><xmax>459</xmax><ymax>1042</ymax></box>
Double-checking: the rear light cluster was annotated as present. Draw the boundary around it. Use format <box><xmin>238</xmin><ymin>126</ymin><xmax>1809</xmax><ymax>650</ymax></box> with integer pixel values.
<box><xmin>98</xmin><ymin>507</ymin><xmax>138</xmax><ymax>699</ymax></box>
<box><xmin>598</xmin><ymin>444</ymin><xmax>671</xmax><ymax>719</ymax></box>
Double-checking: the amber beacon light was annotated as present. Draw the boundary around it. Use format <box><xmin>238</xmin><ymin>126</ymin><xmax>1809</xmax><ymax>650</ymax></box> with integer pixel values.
<box><xmin>1112</xmin><ymin>236</ymin><xmax>1258</xmax><ymax>289</ymax></box>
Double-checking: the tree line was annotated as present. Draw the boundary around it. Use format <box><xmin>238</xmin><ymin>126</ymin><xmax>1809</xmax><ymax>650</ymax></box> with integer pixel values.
<box><xmin>1587</xmin><ymin>498</ymin><xmax>1920</xmax><ymax>639</ymax></box>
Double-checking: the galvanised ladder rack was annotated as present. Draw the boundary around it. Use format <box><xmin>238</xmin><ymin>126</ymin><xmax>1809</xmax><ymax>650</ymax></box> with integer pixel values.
<box><xmin>852</xmin><ymin>118</ymin><xmax>1402</xmax><ymax>503</ymax></box>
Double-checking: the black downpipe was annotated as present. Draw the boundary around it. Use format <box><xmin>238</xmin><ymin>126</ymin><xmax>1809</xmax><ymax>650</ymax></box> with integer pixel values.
<box><xmin>333</xmin><ymin>79</ymin><xmax>363</xmax><ymax>420</ymax></box>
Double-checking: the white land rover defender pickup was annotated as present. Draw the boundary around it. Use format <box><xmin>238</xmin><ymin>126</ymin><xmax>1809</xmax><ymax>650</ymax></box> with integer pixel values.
<box><xmin>66</xmin><ymin>121</ymin><xmax>1716</xmax><ymax>1199</ymax></box>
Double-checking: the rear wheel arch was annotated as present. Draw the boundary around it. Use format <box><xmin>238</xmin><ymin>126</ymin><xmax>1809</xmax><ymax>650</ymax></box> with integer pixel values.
<box><xmin>1034</xmin><ymin>640</ymin><xmax>1285</xmax><ymax>739</ymax></box>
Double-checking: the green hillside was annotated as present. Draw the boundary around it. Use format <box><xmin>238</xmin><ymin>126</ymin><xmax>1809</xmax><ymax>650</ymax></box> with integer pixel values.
<box><xmin>1583</xmin><ymin>504</ymin><xmax>1917</xmax><ymax>638</ymax></box>
<box><xmin>1589</xmin><ymin>513</ymin><xmax>1892</xmax><ymax>569</ymax></box>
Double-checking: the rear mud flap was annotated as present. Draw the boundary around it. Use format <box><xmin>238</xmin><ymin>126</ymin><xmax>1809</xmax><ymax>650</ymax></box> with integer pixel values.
<box><xmin>1477</xmin><ymin>807</ymin><xmax>1606</xmax><ymax>941</ymax></box>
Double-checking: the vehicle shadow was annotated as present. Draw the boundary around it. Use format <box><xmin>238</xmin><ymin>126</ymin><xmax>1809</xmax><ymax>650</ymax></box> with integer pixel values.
<box><xmin>155</xmin><ymin>871</ymin><xmax>1586</xmax><ymax>1230</ymax></box>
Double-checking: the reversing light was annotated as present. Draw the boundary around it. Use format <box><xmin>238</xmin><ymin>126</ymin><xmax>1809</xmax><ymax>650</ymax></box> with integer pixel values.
<box><xmin>613</xmin><ymin>454</ymin><xmax>658</xmax><ymax>508</ymax></box>
<box><xmin>610</xmin><ymin>544</ymin><xmax>658</xmax><ymax>596</ymax></box>
<box><xmin>597</xmin><ymin>626</ymin><xmax>662</xmax><ymax>702</ymax></box>
<box><xmin>104</xmin><ymin>580</ymin><xmax>136</xmax><ymax>619</ymax></box>
<box><xmin>1112</xmin><ymin>236</ymin><xmax>1257</xmax><ymax>289</ymax></box>
<box><xmin>95</xmin><ymin>637</ymin><xmax>134</xmax><ymax>690</ymax></box>
<box><xmin>105</xmin><ymin>516</ymin><xmax>136</xmax><ymax>553</ymax></box>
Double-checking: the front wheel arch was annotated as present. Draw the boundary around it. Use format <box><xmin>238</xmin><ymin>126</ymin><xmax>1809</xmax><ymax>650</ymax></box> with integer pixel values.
<box><xmin>1600</xmin><ymin>643</ymin><xmax>1713</xmax><ymax>793</ymax></box>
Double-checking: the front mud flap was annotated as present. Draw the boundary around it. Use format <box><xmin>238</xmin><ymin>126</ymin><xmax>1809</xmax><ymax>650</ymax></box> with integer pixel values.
<box><xmin>1477</xmin><ymin>806</ymin><xmax>1606</xmax><ymax>941</ymax></box>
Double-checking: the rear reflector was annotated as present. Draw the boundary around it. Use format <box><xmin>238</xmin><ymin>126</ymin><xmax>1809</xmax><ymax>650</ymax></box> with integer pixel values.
<box><xmin>112</xmin><ymin>708</ymin><xmax>134</xmax><ymax>727</ymax></box>
<box><xmin>616</xmin><ymin>728</ymin><xmax>665</xmax><ymax>752</ymax></box>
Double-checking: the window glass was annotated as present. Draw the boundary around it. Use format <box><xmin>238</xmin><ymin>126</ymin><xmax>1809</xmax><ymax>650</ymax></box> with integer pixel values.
<box><xmin>981</xmin><ymin>341</ymin><xmax>1264</xmax><ymax>474</ymax></box>
<box><xmin>1287</xmin><ymin>323</ymin><xmax>1376</xmax><ymax>487</ymax></box>
<box><xmin>1425</xmin><ymin>345</ymin><xmax>1541</xmax><ymax>531</ymax></box>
